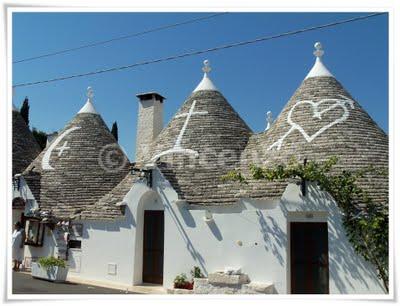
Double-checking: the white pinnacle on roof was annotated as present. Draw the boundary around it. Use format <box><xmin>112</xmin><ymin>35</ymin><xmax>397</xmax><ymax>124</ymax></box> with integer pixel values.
<box><xmin>193</xmin><ymin>60</ymin><xmax>218</xmax><ymax>92</ymax></box>
<box><xmin>305</xmin><ymin>42</ymin><xmax>334</xmax><ymax>79</ymax></box>
<box><xmin>78</xmin><ymin>86</ymin><xmax>99</xmax><ymax>114</ymax></box>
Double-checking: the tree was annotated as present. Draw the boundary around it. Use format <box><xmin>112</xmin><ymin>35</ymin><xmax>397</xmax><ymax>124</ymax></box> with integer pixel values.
<box><xmin>32</xmin><ymin>128</ymin><xmax>48</xmax><ymax>150</ymax></box>
<box><xmin>20</xmin><ymin>97</ymin><xmax>30</xmax><ymax>126</ymax></box>
<box><xmin>111</xmin><ymin>121</ymin><xmax>118</xmax><ymax>142</ymax></box>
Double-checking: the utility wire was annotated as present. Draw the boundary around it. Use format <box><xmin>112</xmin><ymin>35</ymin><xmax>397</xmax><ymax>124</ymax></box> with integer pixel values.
<box><xmin>13</xmin><ymin>12</ymin><xmax>228</xmax><ymax>64</ymax></box>
<box><xmin>13</xmin><ymin>12</ymin><xmax>385</xmax><ymax>88</ymax></box>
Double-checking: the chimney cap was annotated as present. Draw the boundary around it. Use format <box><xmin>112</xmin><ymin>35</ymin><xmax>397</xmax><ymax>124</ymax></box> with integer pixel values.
<box><xmin>136</xmin><ymin>92</ymin><xmax>166</xmax><ymax>102</ymax></box>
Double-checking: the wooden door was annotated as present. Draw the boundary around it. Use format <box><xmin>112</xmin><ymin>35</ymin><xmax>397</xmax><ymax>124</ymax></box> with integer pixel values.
<box><xmin>142</xmin><ymin>210</ymin><xmax>164</xmax><ymax>284</ymax></box>
<box><xmin>290</xmin><ymin>222</ymin><xmax>329</xmax><ymax>294</ymax></box>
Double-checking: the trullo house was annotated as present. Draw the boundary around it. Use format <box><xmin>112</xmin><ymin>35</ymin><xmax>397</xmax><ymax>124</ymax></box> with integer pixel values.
<box><xmin>12</xmin><ymin>103</ymin><xmax>41</xmax><ymax>228</ymax></box>
<box><xmin>13</xmin><ymin>43</ymin><xmax>388</xmax><ymax>294</ymax></box>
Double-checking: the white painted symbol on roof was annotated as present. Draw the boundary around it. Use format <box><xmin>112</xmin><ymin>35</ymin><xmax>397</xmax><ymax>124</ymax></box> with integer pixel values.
<box><xmin>42</xmin><ymin>126</ymin><xmax>81</xmax><ymax>170</ymax></box>
<box><xmin>151</xmin><ymin>100</ymin><xmax>208</xmax><ymax>161</ymax></box>
<box><xmin>268</xmin><ymin>95</ymin><xmax>355</xmax><ymax>151</ymax></box>
<box><xmin>55</xmin><ymin>141</ymin><xmax>70</xmax><ymax>157</ymax></box>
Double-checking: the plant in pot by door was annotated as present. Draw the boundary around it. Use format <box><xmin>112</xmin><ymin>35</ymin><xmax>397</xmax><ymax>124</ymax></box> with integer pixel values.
<box><xmin>31</xmin><ymin>256</ymin><xmax>68</xmax><ymax>282</ymax></box>
<box><xmin>173</xmin><ymin>273</ymin><xmax>193</xmax><ymax>290</ymax></box>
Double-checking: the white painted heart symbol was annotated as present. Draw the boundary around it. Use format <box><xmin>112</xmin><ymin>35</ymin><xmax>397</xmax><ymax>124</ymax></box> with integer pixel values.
<box><xmin>268</xmin><ymin>95</ymin><xmax>354</xmax><ymax>150</ymax></box>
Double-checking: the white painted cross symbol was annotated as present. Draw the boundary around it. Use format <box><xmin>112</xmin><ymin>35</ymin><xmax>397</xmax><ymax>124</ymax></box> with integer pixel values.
<box><xmin>55</xmin><ymin>141</ymin><xmax>70</xmax><ymax>157</ymax></box>
<box><xmin>151</xmin><ymin>100</ymin><xmax>208</xmax><ymax>161</ymax></box>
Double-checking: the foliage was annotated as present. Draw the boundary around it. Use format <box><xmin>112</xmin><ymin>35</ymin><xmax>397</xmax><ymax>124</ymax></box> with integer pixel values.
<box><xmin>173</xmin><ymin>273</ymin><xmax>193</xmax><ymax>290</ymax></box>
<box><xmin>222</xmin><ymin>156</ymin><xmax>389</xmax><ymax>292</ymax></box>
<box><xmin>20</xmin><ymin>97</ymin><xmax>30</xmax><ymax>126</ymax></box>
<box><xmin>32</xmin><ymin>127</ymin><xmax>48</xmax><ymax>150</ymax></box>
<box><xmin>38</xmin><ymin>256</ymin><xmax>66</xmax><ymax>269</ymax></box>
<box><xmin>111</xmin><ymin>121</ymin><xmax>118</xmax><ymax>142</ymax></box>
<box><xmin>191</xmin><ymin>266</ymin><xmax>205</xmax><ymax>279</ymax></box>
<box><xmin>173</xmin><ymin>267</ymin><xmax>204</xmax><ymax>290</ymax></box>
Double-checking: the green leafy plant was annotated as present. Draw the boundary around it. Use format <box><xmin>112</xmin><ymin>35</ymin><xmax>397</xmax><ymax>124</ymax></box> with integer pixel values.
<box><xmin>38</xmin><ymin>256</ymin><xmax>66</xmax><ymax>269</ymax></box>
<box><xmin>222</xmin><ymin>156</ymin><xmax>388</xmax><ymax>292</ymax></box>
<box><xmin>173</xmin><ymin>273</ymin><xmax>193</xmax><ymax>290</ymax></box>
<box><xmin>191</xmin><ymin>266</ymin><xmax>205</xmax><ymax>279</ymax></box>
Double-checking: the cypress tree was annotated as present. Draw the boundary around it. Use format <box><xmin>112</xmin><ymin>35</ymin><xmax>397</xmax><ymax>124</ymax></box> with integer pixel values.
<box><xmin>32</xmin><ymin>128</ymin><xmax>48</xmax><ymax>150</ymax></box>
<box><xmin>111</xmin><ymin>121</ymin><xmax>118</xmax><ymax>142</ymax></box>
<box><xmin>20</xmin><ymin>97</ymin><xmax>30</xmax><ymax>126</ymax></box>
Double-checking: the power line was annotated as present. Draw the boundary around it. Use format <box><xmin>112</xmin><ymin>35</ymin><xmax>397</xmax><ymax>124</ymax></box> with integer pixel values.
<box><xmin>13</xmin><ymin>12</ymin><xmax>385</xmax><ymax>88</ymax></box>
<box><xmin>13</xmin><ymin>12</ymin><xmax>228</xmax><ymax>64</ymax></box>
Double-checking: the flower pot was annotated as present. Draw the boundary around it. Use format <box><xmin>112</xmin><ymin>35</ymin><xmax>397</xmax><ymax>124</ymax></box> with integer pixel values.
<box><xmin>31</xmin><ymin>262</ymin><xmax>68</xmax><ymax>282</ymax></box>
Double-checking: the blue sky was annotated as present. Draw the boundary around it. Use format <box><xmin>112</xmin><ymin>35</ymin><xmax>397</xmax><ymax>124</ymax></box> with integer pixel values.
<box><xmin>12</xmin><ymin>12</ymin><xmax>388</xmax><ymax>160</ymax></box>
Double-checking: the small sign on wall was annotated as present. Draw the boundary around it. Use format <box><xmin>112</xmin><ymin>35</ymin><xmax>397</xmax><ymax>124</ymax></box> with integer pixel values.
<box><xmin>108</xmin><ymin>263</ymin><xmax>117</xmax><ymax>275</ymax></box>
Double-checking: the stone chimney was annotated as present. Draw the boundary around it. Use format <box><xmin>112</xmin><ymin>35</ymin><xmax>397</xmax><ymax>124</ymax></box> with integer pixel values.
<box><xmin>135</xmin><ymin>92</ymin><xmax>165</xmax><ymax>163</ymax></box>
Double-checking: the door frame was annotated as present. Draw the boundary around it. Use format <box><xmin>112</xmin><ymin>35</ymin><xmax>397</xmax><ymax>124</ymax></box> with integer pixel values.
<box><xmin>286</xmin><ymin>211</ymin><xmax>329</xmax><ymax>294</ymax></box>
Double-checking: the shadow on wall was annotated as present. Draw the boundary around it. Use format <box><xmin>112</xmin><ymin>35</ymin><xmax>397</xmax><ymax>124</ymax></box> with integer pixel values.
<box><xmin>205</xmin><ymin>219</ymin><xmax>223</xmax><ymax>241</ymax></box>
<box><xmin>157</xmin><ymin>185</ymin><xmax>207</xmax><ymax>275</ymax></box>
<box><xmin>256</xmin><ymin>210</ymin><xmax>286</xmax><ymax>266</ymax></box>
<box><xmin>280</xmin><ymin>183</ymin><xmax>385</xmax><ymax>293</ymax></box>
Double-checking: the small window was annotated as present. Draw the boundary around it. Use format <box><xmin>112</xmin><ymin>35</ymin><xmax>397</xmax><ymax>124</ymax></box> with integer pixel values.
<box><xmin>24</xmin><ymin>218</ymin><xmax>45</xmax><ymax>247</ymax></box>
<box><xmin>68</xmin><ymin>240</ymin><xmax>81</xmax><ymax>249</ymax></box>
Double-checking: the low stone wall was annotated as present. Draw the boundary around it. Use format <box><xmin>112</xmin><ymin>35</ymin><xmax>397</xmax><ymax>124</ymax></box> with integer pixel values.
<box><xmin>194</xmin><ymin>272</ymin><xmax>275</xmax><ymax>294</ymax></box>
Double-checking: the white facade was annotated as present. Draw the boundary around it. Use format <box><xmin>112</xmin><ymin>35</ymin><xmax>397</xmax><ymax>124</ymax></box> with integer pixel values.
<box><xmin>16</xmin><ymin>169</ymin><xmax>385</xmax><ymax>294</ymax></box>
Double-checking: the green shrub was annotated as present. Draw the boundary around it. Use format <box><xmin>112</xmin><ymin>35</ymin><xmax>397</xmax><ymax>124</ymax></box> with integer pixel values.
<box><xmin>190</xmin><ymin>266</ymin><xmax>205</xmax><ymax>279</ymax></box>
<box><xmin>173</xmin><ymin>273</ymin><xmax>188</xmax><ymax>287</ymax></box>
<box><xmin>173</xmin><ymin>273</ymin><xmax>193</xmax><ymax>289</ymax></box>
<box><xmin>38</xmin><ymin>256</ymin><xmax>66</xmax><ymax>268</ymax></box>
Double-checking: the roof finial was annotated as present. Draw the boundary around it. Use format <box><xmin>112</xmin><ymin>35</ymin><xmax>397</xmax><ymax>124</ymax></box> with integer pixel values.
<box><xmin>265</xmin><ymin>111</ymin><xmax>274</xmax><ymax>131</ymax></box>
<box><xmin>305</xmin><ymin>41</ymin><xmax>333</xmax><ymax>79</ymax></box>
<box><xmin>202</xmin><ymin>59</ymin><xmax>211</xmax><ymax>75</ymax></box>
<box><xmin>87</xmin><ymin>86</ymin><xmax>94</xmax><ymax>102</ymax></box>
<box><xmin>78</xmin><ymin>86</ymin><xmax>99</xmax><ymax>114</ymax></box>
<box><xmin>193</xmin><ymin>59</ymin><xmax>218</xmax><ymax>92</ymax></box>
<box><xmin>313</xmin><ymin>42</ymin><xmax>324</xmax><ymax>58</ymax></box>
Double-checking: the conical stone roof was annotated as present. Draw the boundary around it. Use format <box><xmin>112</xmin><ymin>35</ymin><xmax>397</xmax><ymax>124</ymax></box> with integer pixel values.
<box><xmin>151</xmin><ymin>61</ymin><xmax>252</xmax><ymax>205</ymax></box>
<box><xmin>12</xmin><ymin>108</ymin><xmax>42</xmax><ymax>176</ymax></box>
<box><xmin>240</xmin><ymin>43</ymin><xmax>388</xmax><ymax>206</ymax></box>
<box><xmin>23</xmin><ymin>89</ymin><xmax>130</xmax><ymax>219</ymax></box>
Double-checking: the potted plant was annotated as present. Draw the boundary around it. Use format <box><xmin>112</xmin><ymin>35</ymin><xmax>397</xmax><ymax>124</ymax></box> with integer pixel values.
<box><xmin>191</xmin><ymin>266</ymin><xmax>205</xmax><ymax>279</ymax></box>
<box><xmin>173</xmin><ymin>273</ymin><xmax>193</xmax><ymax>290</ymax></box>
<box><xmin>171</xmin><ymin>266</ymin><xmax>205</xmax><ymax>293</ymax></box>
<box><xmin>31</xmin><ymin>256</ymin><xmax>68</xmax><ymax>282</ymax></box>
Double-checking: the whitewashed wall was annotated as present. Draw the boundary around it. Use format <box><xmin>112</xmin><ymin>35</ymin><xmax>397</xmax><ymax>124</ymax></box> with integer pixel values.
<box><xmin>153</xmin><ymin>170</ymin><xmax>386</xmax><ymax>294</ymax></box>
<box><xmin>18</xmin><ymin>171</ymin><xmax>386</xmax><ymax>294</ymax></box>
<box><xmin>65</xmin><ymin>182</ymin><xmax>155</xmax><ymax>286</ymax></box>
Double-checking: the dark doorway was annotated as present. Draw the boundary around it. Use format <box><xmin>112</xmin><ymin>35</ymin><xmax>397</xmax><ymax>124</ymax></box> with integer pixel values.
<box><xmin>142</xmin><ymin>210</ymin><xmax>164</xmax><ymax>284</ymax></box>
<box><xmin>290</xmin><ymin>222</ymin><xmax>329</xmax><ymax>294</ymax></box>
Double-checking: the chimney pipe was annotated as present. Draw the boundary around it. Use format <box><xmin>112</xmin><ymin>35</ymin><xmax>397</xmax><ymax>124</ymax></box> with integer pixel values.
<box><xmin>135</xmin><ymin>92</ymin><xmax>165</xmax><ymax>163</ymax></box>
